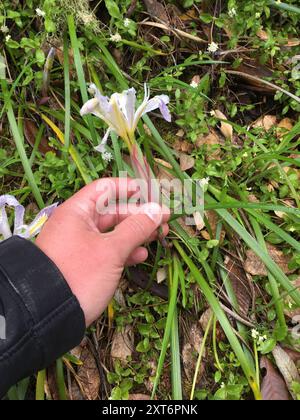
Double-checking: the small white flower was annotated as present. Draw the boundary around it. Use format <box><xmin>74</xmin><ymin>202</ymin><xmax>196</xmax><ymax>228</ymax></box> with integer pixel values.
<box><xmin>251</xmin><ymin>329</ymin><xmax>259</xmax><ymax>340</ymax></box>
<box><xmin>258</xmin><ymin>335</ymin><xmax>267</xmax><ymax>343</ymax></box>
<box><xmin>102</xmin><ymin>151</ymin><xmax>113</xmax><ymax>162</ymax></box>
<box><xmin>207</xmin><ymin>42</ymin><xmax>219</xmax><ymax>53</ymax></box>
<box><xmin>36</xmin><ymin>8</ymin><xmax>46</xmax><ymax>18</ymax></box>
<box><xmin>1</xmin><ymin>25</ymin><xmax>9</xmax><ymax>34</ymax></box>
<box><xmin>220</xmin><ymin>382</ymin><xmax>225</xmax><ymax>389</ymax></box>
<box><xmin>209</xmin><ymin>110</ymin><xmax>215</xmax><ymax>116</ymax></box>
<box><xmin>124</xmin><ymin>18</ymin><xmax>131</xmax><ymax>28</ymax></box>
<box><xmin>228</xmin><ymin>8</ymin><xmax>237</xmax><ymax>18</ymax></box>
<box><xmin>5</xmin><ymin>35</ymin><xmax>11</xmax><ymax>42</ymax></box>
<box><xmin>255</xmin><ymin>12</ymin><xmax>261</xmax><ymax>18</ymax></box>
<box><xmin>110</xmin><ymin>33</ymin><xmax>122</xmax><ymax>42</ymax></box>
<box><xmin>199</xmin><ymin>177</ymin><xmax>210</xmax><ymax>187</ymax></box>
<box><xmin>190</xmin><ymin>80</ymin><xmax>199</xmax><ymax>88</ymax></box>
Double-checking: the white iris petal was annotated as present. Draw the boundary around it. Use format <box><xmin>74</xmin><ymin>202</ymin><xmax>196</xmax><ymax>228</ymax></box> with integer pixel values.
<box><xmin>81</xmin><ymin>83</ymin><xmax>171</xmax><ymax>148</ymax></box>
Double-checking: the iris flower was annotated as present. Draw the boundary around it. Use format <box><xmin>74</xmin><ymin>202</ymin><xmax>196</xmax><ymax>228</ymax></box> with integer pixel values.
<box><xmin>81</xmin><ymin>84</ymin><xmax>172</xmax><ymax>242</ymax></box>
<box><xmin>80</xmin><ymin>84</ymin><xmax>171</xmax><ymax>154</ymax></box>
<box><xmin>0</xmin><ymin>195</ymin><xmax>57</xmax><ymax>241</ymax></box>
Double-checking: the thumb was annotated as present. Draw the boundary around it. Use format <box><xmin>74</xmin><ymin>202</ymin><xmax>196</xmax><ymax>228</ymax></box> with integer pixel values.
<box><xmin>112</xmin><ymin>202</ymin><xmax>163</xmax><ymax>261</ymax></box>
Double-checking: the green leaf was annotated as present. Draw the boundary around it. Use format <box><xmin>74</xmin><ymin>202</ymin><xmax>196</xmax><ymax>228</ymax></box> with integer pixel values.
<box><xmin>45</xmin><ymin>18</ymin><xmax>56</xmax><ymax>33</ymax></box>
<box><xmin>258</xmin><ymin>338</ymin><xmax>277</xmax><ymax>355</ymax></box>
<box><xmin>105</xmin><ymin>0</ymin><xmax>122</xmax><ymax>19</ymax></box>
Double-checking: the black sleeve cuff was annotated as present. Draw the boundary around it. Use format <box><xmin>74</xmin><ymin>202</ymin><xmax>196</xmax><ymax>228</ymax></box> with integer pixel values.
<box><xmin>0</xmin><ymin>236</ymin><xmax>85</xmax><ymax>396</ymax></box>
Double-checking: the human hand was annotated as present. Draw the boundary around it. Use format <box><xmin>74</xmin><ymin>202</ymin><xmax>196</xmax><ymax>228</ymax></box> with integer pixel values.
<box><xmin>36</xmin><ymin>178</ymin><xmax>169</xmax><ymax>326</ymax></box>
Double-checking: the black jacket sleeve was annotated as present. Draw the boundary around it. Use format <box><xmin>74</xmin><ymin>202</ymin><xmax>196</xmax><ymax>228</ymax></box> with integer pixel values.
<box><xmin>0</xmin><ymin>236</ymin><xmax>86</xmax><ymax>398</ymax></box>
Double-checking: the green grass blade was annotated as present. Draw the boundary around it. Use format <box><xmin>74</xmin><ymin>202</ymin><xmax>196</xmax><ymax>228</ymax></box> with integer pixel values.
<box><xmin>173</xmin><ymin>240</ymin><xmax>261</xmax><ymax>400</ymax></box>
<box><xmin>67</xmin><ymin>16</ymin><xmax>99</xmax><ymax>147</ymax></box>
<box><xmin>170</xmin><ymin>256</ymin><xmax>182</xmax><ymax>400</ymax></box>
<box><xmin>1</xmin><ymin>79</ymin><xmax>44</xmax><ymax>208</ymax></box>
<box><xmin>56</xmin><ymin>358</ymin><xmax>67</xmax><ymax>400</ymax></box>
<box><xmin>190</xmin><ymin>313</ymin><xmax>213</xmax><ymax>400</ymax></box>
<box><xmin>151</xmin><ymin>254</ymin><xmax>180</xmax><ymax>399</ymax></box>
<box><xmin>206</xmin><ymin>195</ymin><xmax>300</xmax><ymax>306</ymax></box>
<box><xmin>36</xmin><ymin>369</ymin><xmax>46</xmax><ymax>400</ymax></box>
<box><xmin>268</xmin><ymin>0</ymin><xmax>300</xmax><ymax>14</ymax></box>
<box><xmin>170</xmin><ymin>306</ymin><xmax>182</xmax><ymax>400</ymax></box>
<box><xmin>205</xmin><ymin>202</ymin><xmax>300</xmax><ymax>217</ymax></box>
<box><xmin>63</xmin><ymin>32</ymin><xmax>71</xmax><ymax>151</ymax></box>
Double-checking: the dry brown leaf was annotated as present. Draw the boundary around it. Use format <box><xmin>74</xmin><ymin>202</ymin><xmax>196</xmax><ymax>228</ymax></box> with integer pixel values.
<box><xmin>143</xmin><ymin>0</ymin><xmax>169</xmax><ymax>23</ymax></box>
<box><xmin>72</xmin><ymin>345</ymin><xmax>100</xmax><ymax>401</ymax></box>
<box><xmin>211</xmin><ymin>110</ymin><xmax>233</xmax><ymax>140</ymax></box>
<box><xmin>176</xmin><ymin>129</ymin><xmax>185</xmax><ymax>137</ymax></box>
<box><xmin>256</xmin><ymin>29</ymin><xmax>269</xmax><ymax>41</ymax></box>
<box><xmin>248</xmin><ymin>194</ymin><xmax>259</xmax><ymax>203</ymax></box>
<box><xmin>129</xmin><ymin>394</ymin><xmax>151</xmax><ymax>400</ymax></box>
<box><xmin>190</xmin><ymin>75</ymin><xmax>201</xmax><ymax>87</ymax></box>
<box><xmin>47</xmin><ymin>365</ymin><xmax>60</xmax><ymax>400</ymax></box>
<box><xmin>224</xmin><ymin>256</ymin><xmax>252</xmax><ymax>316</ymax></box>
<box><xmin>177</xmin><ymin>216</ymin><xmax>197</xmax><ymax>237</ymax></box>
<box><xmin>196</xmin><ymin>129</ymin><xmax>222</xmax><ymax>160</ymax></box>
<box><xmin>173</xmin><ymin>139</ymin><xmax>193</xmax><ymax>153</ymax></box>
<box><xmin>232</xmin><ymin>63</ymin><xmax>276</xmax><ymax>94</ymax></box>
<box><xmin>282</xmin><ymin>347</ymin><xmax>300</xmax><ymax>364</ymax></box>
<box><xmin>182</xmin><ymin>323</ymin><xmax>205</xmax><ymax>383</ymax></box>
<box><xmin>200</xmin><ymin>210</ymin><xmax>225</xmax><ymax>242</ymax></box>
<box><xmin>193</xmin><ymin>211</ymin><xmax>205</xmax><ymax>231</ymax></box>
<box><xmin>56</xmin><ymin>46</ymin><xmax>74</xmax><ymax>67</ymax></box>
<box><xmin>272</xmin><ymin>345</ymin><xmax>300</xmax><ymax>399</ymax></box>
<box><xmin>179</xmin><ymin>8</ymin><xmax>198</xmax><ymax>22</ymax></box>
<box><xmin>199</xmin><ymin>307</ymin><xmax>213</xmax><ymax>333</ymax></box>
<box><xmin>277</xmin><ymin>118</ymin><xmax>294</xmax><ymax>138</ymax></box>
<box><xmin>274</xmin><ymin>200</ymin><xmax>295</xmax><ymax>219</ymax></box>
<box><xmin>24</xmin><ymin>119</ymin><xmax>54</xmax><ymax>155</ymax></box>
<box><xmin>244</xmin><ymin>244</ymin><xmax>295</xmax><ymax>276</ymax></box>
<box><xmin>261</xmin><ymin>357</ymin><xmax>290</xmax><ymax>400</ymax></box>
<box><xmin>180</xmin><ymin>153</ymin><xmax>195</xmax><ymax>171</ymax></box>
<box><xmin>114</xmin><ymin>287</ymin><xmax>126</xmax><ymax>307</ymax></box>
<box><xmin>154</xmin><ymin>158</ymin><xmax>172</xmax><ymax>170</ymax></box>
<box><xmin>111</xmin><ymin>325</ymin><xmax>134</xmax><ymax>363</ymax></box>
<box><xmin>286</xmin><ymin>39</ymin><xmax>300</xmax><ymax>47</ymax></box>
<box><xmin>253</xmin><ymin>115</ymin><xmax>277</xmax><ymax>131</ymax></box>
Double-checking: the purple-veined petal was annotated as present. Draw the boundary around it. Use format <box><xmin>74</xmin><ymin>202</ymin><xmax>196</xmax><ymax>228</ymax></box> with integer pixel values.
<box><xmin>143</xmin><ymin>95</ymin><xmax>170</xmax><ymax>113</ymax></box>
<box><xmin>0</xmin><ymin>195</ymin><xmax>25</xmax><ymax>240</ymax></box>
<box><xmin>90</xmin><ymin>84</ymin><xmax>111</xmax><ymax>116</ymax></box>
<box><xmin>0</xmin><ymin>207</ymin><xmax>12</xmax><ymax>240</ymax></box>
<box><xmin>95</xmin><ymin>129</ymin><xmax>111</xmax><ymax>154</ymax></box>
<box><xmin>24</xmin><ymin>203</ymin><xmax>58</xmax><ymax>239</ymax></box>
<box><xmin>0</xmin><ymin>194</ymin><xmax>22</xmax><ymax>208</ymax></box>
<box><xmin>14</xmin><ymin>204</ymin><xmax>26</xmax><ymax>234</ymax></box>
<box><xmin>158</xmin><ymin>98</ymin><xmax>172</xmax><ymax>122</ymax></box>
<box><xmin>132</xmin><ymin>84</ymin><xmax>151</xmax><ymax>131</ymax></box>
<box><xmin>80</xmin><ymin>98</ymin><xmax>102</xmax><ymax>118</ymax></box>
<box><xmin>116</xmin><ymin>88</ymin><xmax>137</xmax><ymax>127</ymax></box>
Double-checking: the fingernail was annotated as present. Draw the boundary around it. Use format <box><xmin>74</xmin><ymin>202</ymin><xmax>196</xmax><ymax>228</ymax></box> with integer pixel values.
<box><xmin>141</xmin><ymin>203</ymin><xmax>163</xmax><ymax>226</ymax></box>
